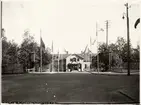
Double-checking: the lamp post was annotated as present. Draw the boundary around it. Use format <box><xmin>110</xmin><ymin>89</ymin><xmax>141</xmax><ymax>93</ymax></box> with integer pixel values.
<box><xmin>123</xmin><ymin>3</ymin><xmax>130</xmax><ymax>76</ymax></box>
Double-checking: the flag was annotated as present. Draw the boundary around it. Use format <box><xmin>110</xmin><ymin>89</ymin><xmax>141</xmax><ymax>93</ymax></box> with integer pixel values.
<box><xmin>88</xmin><ymin>48</ymin><xmax>92</xmax><ymax>54</ymax></box>
<box><xmin>90</xmin><ymin>36</ymin><xmax>92</xmax><ymax>46</ymax></box>
<box><xmin>83</xmin><ymin>45</ymin><xmax>88</xmax><ymax>54</ymax></box>
<box><xmin>100</xmin><ymin>28</ymin><xmax>104</xmax><ymax>31</ymax></box>
<box><xmin>52</xmin><ymin>41</ymin><xmax>53</xmax><ymax>53</ymax></box>
<box><xmin>40</xmin><ymin>37</ymin><xmax>45</xmax><ymax>50</ymax></box>
<box><xmin>47</xmin><ymin>47</ymin><xmax>51</xmax><ymax>53</ymax></box>
<box><xmin>40</xmin><ymin>29</ymin><xmax>45</xmax><ymax>72</ymax></box>
<box><xmin>64</xmin><ymin>48</ymin><xmax>68</xmax><ymax>54</ymax></box>
<box><xmin>57</xmin><ymin>50</ymin><xmax>59</xmax><ymax>59</ymax></box>
<box><xmin>92</xmin><ymin>39</ymin><xmax>96</xmax><ymax>45</ymax></box>
<box><xmin>1</xmin><ymin>28</ymin><xmax>5</xmax><ymax>38</ymax></box>
<box><xmin>134</xmin><ymin>18</ymin><xmax>140</xmax><ymax>29</ymax></box>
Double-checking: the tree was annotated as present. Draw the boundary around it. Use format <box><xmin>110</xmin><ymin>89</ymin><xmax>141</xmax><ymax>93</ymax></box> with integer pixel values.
<box><xmin>18</xmin><ymin>30</ymin><xmax>38</xmax><ymax>72</ymax></box>
<box><xmin>18</xmin><ymin>29</ymin><xmax>52</xmax><ymax>72</ymax></box>
<box><xmin>7</xmin><ymin>40</ymin><xmax>19</xmax><ymax>73</ymax></box>
<box><xmin>130</xmin><ymin>44</ymin><xmax>140</xmax><ymax>62</ymax></box>
<box><xmin>92</xmin><ymin>37</ymin><xmax>139</xmax><ymax>72</ymax></box>
<box><xmin>2</xmin><ymin>35</ymin><xmax>9</xmax><ymax>73</ymax></box>
<box><xmin>92</xmin><ymin>37</ymin><xmax>125</xmax><ymax>71</ymax></box>
<box><xmin>42</xmin><ymin>48</ymin><xmax>52</xmax><ymax>65</ymax></box>
<box><xmin>116</xmin><ymin>37</ymin><xmax>133</xmax><ymax>62</ymax></box>
<box><xmin>98</xmin><ymin>43</ymin><xmax>109</xmax><ymax>71</ymax></box>
<box><xmin>91</xmin><ymin>55</ymin><xmax>97</xmax><ymax>68</ymax></box>
<box><xmin>2</xmin><ymin>35</ymin><xmax>19</xmax><ymax>73</ymax></box>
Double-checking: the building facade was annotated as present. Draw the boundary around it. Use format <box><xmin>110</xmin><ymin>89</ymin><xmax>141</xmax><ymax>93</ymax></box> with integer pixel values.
<box><xmin>53</xmin><ymin>53</ymin><xmax>93</xmax><ymax>72</ymax></box>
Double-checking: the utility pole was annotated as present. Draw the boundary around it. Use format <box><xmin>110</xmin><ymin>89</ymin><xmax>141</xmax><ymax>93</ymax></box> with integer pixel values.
<box><xmin>105</xmin><ymin>20</ymin><xmax>111</xmax><ymax>71</ymax></box>
<box><xmin>0</xmin><ymin>1</ymin><xmax>2</xmax><ymax>75</ymax></box>
<box><xmin>125</xmin><ymin>3</ymin><xmax>130</xmax><ymax>76</ymax></box>
<box><xmin>96</xmin><ymin>22</ymin><xmax>99</xmax><ymax>73</ymax></box>
<box><xmin>109</xmin><ymin>47</ymin><xmax>111</xmax><ymax>71</ymax></box>
<box><xmin>105</xmin><ymin>20</ymin><xmax>109</xmax><ymax>47</ymax></box>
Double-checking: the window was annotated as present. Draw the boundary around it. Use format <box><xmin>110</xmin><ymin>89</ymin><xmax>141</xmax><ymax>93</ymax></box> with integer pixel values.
<box><xmin>73</xmin><ymin>58</ymin><xmax>76</xmax><ymax>62</ymax></box>
<box><xmin>85</xmin><ymin>64</ymin><xmax>87</xmax><ymax>68</ymax></box>
<box><xmin>70</xmin><ymin>58</ymin><xmax>73</xmax><ymax>62</ymax></box>
<box><xmin>77</xmin><ymin>58</ymin><xmax>79</xmax><ymax>61</ymax></box>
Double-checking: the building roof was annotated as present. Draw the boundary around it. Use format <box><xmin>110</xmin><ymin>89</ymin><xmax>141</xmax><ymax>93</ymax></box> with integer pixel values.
<box><xmin>53</xmin><ymin>53</ymin><xmax>96</xmax><ymax>61</ymax></box>
<box><xmin>53</xmin><ymin>54</ymin><xmax>71</xmax><ymax>60</ymax></box>
<box><xmin>71</xmin><ymin>54</ymin><xmax>84</xmax><ymax>59</ymax></box>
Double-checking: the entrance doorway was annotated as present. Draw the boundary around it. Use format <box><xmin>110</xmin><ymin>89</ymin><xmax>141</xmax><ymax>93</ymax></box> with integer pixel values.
<box><xmin>67</xmin><ymin>63</ymin><xmax>82</xmax><ymax>72</ymax></box>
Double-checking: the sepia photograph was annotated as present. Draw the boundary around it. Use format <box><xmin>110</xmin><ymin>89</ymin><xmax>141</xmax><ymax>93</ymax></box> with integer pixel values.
<box><xmin>1</xmin><ymin>0</ymin><xmax>140</xmax><ymax>104</ymax></box>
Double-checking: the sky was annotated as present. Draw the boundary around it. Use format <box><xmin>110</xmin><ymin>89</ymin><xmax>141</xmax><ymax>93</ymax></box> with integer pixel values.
<box><xmin>2</xmin><ymin>0</ymin><xmax>141</xmax><ymax>54</ymax></box>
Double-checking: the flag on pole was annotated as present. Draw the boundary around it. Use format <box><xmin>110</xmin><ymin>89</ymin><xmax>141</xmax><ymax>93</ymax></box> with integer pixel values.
<box><xmin>100</xmin><ymin>28</ymin><xmax>104</xmax><ymax>32</ymax></box>
<box><xmin>92</xmin><ymin>39</ymin><xmax>96</xmax><ymax>45</ymax></box>
<box><xmin>40</xmin><ymin>37</ymin><xmax>45</xmax><ymax>50</ymax></box>
<box><xmin>90</xmin><ymin>36</ymin><xmax>92</xmax><ymax>45</ymax></box>
<box><xmin>134</xmin><ymin>18</ymin><xmax>140</xmax><ymax>29</ymax></box>
<box><xmin>64</xmin><ymin>48</ymin><xmax>68</xmax><ymax>54</ymax></box>
<box><xmin>40</xmin><ymin>29</ymin><xmax>46</xmax><ymax>72</ymax></box>
<box><xmin>52</xmin><ymin>41</ymin><xmax>53</xmax><ymax>53</ymax></box>
<box><xmin>58</xmin><ymin>49</ymin><xmax>59</xmax><ymax>59</ymax></box>
<box><xmin>40</xmin><ymin>29</ymin><xmax>44</xmax><ymax>72</ymax></box>
<box><xmin>83</xmin><ymin>44</ymin><xmax>88</xmax><ymax>54</ymax></box>
<box><xmin>90</xmin><ymin>36</ymin><xmax>92</xmax><ymax>54</ymax></box>
<box><xmin>1</xmin><ymin>28</ymin><xmax>5</xmax><ymax>38</ymax></box>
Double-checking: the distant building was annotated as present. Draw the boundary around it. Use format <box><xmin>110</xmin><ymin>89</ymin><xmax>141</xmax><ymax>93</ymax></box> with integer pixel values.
<box><xmin>52</xmin><ymin>53</ymin><xmax>96</xmax><ymax>72</ymax></box>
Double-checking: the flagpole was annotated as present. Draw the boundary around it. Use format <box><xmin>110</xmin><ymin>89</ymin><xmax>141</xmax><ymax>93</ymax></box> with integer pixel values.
<box><xmin>96</xmin><ymin>22</ymin><xmax>99</xmax><ymax>73</ymax></box>
<box><xmin>52</xmin><ymin>41</ymin><xmax>54</xmax><ymax>72</ymax></box>
<box><xmin>90</xmin><ymin>36</ymin><xmax>92</xmax><ymax>70</ymax></box>
<box><xmin>62</xmin><ymin>54</ymin><xmax>63</xmax><ymax>72</ymax></box>
<box><xmin>60</xmin><ymin>54</ymin><xmax>61</xmax><ymax>72</ymax></box>
<box><xmin>40</xmin><ymin>29</ymin><xmax>42</xmax><ymax>72</ymax></box>
<box><xmin>33</xmin><ymin>51</ymin><xmax>35</xmax><ymax>72</ymax></box>
<box><xmin>58</xmin><ymin>49</ymin><xmax>59</xmax><ymax>72</ymax></box>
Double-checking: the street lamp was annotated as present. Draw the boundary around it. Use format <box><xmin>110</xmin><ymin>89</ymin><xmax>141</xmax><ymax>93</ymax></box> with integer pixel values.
<box><xmin>123</xmin><ymin>3</ymin><xmax>131</xmax><ymax>76</ymax></box>
<box><xmin>96</xmin><ymin>22</ymin><xmax>104</xmax><ymax>73</ymax></box>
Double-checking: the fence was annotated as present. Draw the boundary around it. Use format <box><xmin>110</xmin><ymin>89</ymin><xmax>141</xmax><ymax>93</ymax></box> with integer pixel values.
<box><xmin>111</xmin><ymin>62</ymin><xmax>139</xmax><ymax>73</ymax></box>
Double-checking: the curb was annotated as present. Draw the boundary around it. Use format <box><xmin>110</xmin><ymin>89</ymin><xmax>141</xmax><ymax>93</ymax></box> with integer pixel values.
<box><xmin>118</xmin><ymin>90</ymin><xmax>136</xmax><ymax>102</ymax></box>
<box><xmin>85</xmin><ymin>71</ymin><xmax>139</xmax><ymax>76</ymax></box>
